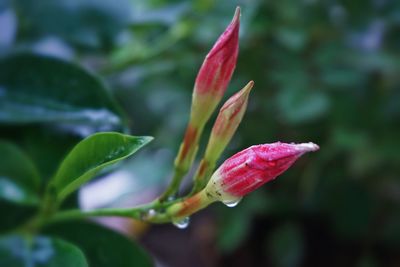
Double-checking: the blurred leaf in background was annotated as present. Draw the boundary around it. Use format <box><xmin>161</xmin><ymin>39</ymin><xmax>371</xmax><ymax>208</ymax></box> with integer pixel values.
<box><xmin>0</xmin><ymin>140</ymin><xmax>40</xmax><ymax>205</ymax></box>
<box><xmin>0</xmin><ymin>235</ymin><xmax>88</xmax><ymax>267</ymax></box>
<box><xmin>0</xmin><ymin>53</ymin><xmax>127</xmax><ymax>132</ymax></box>
<box><xmin>13</xmin><ymin>0</ymin><xmax>132</xmax><ymax>50</ymax></box>
<box><xmin>44</xmin><ymin>221</ymin><xmax>153</xmax><ymax>267</ymax></box>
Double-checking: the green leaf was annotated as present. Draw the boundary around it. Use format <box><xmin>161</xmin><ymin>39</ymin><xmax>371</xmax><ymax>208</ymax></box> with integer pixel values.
<box><xmin>0</xmin><ymin>234</ymin><xmax>88</xmax><ymax>267</ymax></box>
<box><xmin>44</xmin><ymin>221</ymin><xmax>153</xmax><ymax>267</ymax></box>
<box><xmin>13</xmin><ymin>0</ymin><xmax>131</xmax><ymax>49</ymax></box>
<box><xmin>0</xmin><ymin>53</ymin><xmax>126</xmax><ymax>131</ymax></box>
<box><xmin>51</xmin><ymin>132</ymin><xmax>153</xmax><ymax>201</ymax></box>
<box><xmin>0</xmin><ymin>140</ymin><xmax>41</xmax><ymax>205</ymax></box>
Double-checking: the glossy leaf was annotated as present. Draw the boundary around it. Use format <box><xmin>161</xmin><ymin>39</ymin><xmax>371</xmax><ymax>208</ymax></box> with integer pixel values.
<box><xmin>44</xmin><ymin>221</ymin><xmax>153</xmax><ymax>267</ymax></box>
<box><xmin>51</xmin><ymin>132</ymin><xmax>153</xmax><ymax>201</ymax></box>
<box><xmin>0</xmin><ymin>140</ymin><xmax>40</xmax><ymax>205</ymax></box>
<box><xmin>0</xmin><ymin>53</ymin><xmax>126</xmax><ymax>131</ymax></box>
<box><xmin>0</xmin><ymin>235</ymin><xmax>88</xmax><ymax>267</ymax></box>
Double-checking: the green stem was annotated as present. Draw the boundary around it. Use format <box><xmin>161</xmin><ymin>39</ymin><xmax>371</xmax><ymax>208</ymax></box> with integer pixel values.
<box><xmin>49</xmin><ymin>207</ymin><xmax>145</xmax><ymax>223</ymax></box>
<box><xmin>21</xmin><ymin>185</ymin><xmax>60</xmax><ymax>233</ymax></box>
<box><xmin>160</xmin><ymin>124</ymin><xmax>205</xmax><ymax>201</ymax></box>
<box><xmin>190</xmin><ymin>159</ymin><xmax>216</xmax><ymax>195</ymax></box>
<box><xmin>46</xmin><ymin>201</ymin><xmax>173</xmax><ymax>224</ymax></box>
<box><xmin>17</xmin><ymin>198</ymin><xmax>186</xmax><ymax>234</ymax></box>
<box><xmin>43</xmin><ymin>198</ymin><xmax>186</xmax><ymax>226</ymax></box>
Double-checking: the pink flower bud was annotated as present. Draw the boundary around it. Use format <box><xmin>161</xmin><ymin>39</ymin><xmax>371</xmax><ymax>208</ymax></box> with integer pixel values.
<box><xmin>190</xmin><ymin>7</ymin><xmax>240</xmax><ymax>127</ymax></box>
<box><xmin>190</xmin><ymin>81</ymin><xmax>254</xmax><ymax>194</ymax></box>
<box><xmin>205</xmin><ymin>142</ymin><xmax>319</xmax><ymax>201</ymax></box>
<box><xmin>170</xmin><ymin>7</ymin><xmax>241</xmax><ymax>185</ymax></box>
<box><xmin>204</xmin><ymin>80</ymin><xmax>253</xmax><ymax>162</ymax></box>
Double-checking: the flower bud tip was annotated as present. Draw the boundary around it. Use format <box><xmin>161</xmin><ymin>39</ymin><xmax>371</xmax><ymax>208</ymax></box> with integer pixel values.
<box><xmin>244</xmin><ymin>80</ymin><xmax>254</xmax><ymax>94</ymax></box>
<box><xmin>295</xmin><ymin>142</ymin><xmax>320</xmax><ymax>152</ymax></box>
<box><xmin>233</xmin><ymin>7</ymin><xmax>241</xmax><ymax>23</ymax></box>
<box><xmin>206</xmin><ymin>7</ymin><xmax>240</xmax><ymax>60</ymax></box>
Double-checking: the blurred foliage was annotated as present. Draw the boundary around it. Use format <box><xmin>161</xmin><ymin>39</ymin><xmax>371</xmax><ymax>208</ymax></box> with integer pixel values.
<box><xmin>1</xmin><ymin>0</ymin><xmax>400</xmax><ymax>266</ymax></box>
<box><xmin>0</xmin><ymin>140</ymin><xmax>41</xmax><ymax>205</ymax></box>
<box><xmin>44</xmin><ymin>221</ymin><xmax>153</xmax><ymax>267</ymax></box>
<box><xmin>0</xmin><ymin>235</ymin><xmax>88</xmax><ymax>267</ymax></box>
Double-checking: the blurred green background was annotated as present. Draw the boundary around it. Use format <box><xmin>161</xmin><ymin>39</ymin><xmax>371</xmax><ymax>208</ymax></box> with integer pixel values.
<box><xmin>1</xmin><ymin>0</ymin><xmax>400</xmax><ymax>266</ymax></box>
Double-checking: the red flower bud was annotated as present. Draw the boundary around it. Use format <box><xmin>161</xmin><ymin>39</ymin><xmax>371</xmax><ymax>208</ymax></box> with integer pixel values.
<box><xmin>205</xmin><ymin>142</ymin><xmax>319</xmax><ymax>200</ymax></box>
<box><xmin>190</xmin><ymin>7</ymin><xmax>240</xmax><ymax>127</ymax></box>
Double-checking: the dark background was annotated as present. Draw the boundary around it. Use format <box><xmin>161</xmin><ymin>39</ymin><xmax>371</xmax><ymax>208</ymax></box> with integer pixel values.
<box><xmin>1</xmin><ymin>0</ymin><xmax>400</xmax><ymax>266</ymax></box>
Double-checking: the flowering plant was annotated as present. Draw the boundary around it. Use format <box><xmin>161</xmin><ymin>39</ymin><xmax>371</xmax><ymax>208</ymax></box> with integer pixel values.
<box><xmin>0</xmin><ymin>7</ymin><xmax>318</xmax><ymax>266</ymax></box>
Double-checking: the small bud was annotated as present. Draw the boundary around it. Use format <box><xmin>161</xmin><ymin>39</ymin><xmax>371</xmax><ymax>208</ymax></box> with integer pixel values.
<box><xmin>205</xmin><ymin>142</ymin><xmax>319</xmax><ymax>202</ymax></box>
<box><xmin>190</xmin><ymin>7</ymin><xmax>240</xmax><ymax>128</ymax></box>
<box><xmin>205</xmin><ymin>81</ymin><xmax>253</xmax><ymax>163</ymax></box>
<box><xmin>190</xmin><ymin>81</ymin><xmax>253</xmax><ymax>193</ymax></box>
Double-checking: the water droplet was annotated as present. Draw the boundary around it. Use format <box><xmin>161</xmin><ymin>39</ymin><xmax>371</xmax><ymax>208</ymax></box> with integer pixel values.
<box><xmin>222</xmin><ymin>197</ymin><xmax>242</xmax><ymax>208</ymax></box>
<box><xmin>167</xmin><ymin>196</ymin><xmax>176</xmax><ymax>202</ymax></box>
<box><xmin>147</xmin><ymin>209</ymin><xmax>156</xmax><ymax>217</ymax></box>
<box><xmin>172</xmin><ymin>217</ymin><xmax>190</xmax><ymax>229</ymax></box>
<box><xmin>142</xmin><ymin>209</ymin><xmax>156</xmax><ymax>220</ymax></box>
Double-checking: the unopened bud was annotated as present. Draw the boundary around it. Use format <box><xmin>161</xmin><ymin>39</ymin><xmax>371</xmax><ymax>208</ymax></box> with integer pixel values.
<box><xmin>205</xmin><ymin>142</ymin><xmax>319</xmax><ymax>202</ymax></box>
<box><xmin>205</xmin><ymin>80</ymin><xmax>253</xmax><ymax>163</ymax></box>
<box><xmin>190</xmin><ymin>81</ymin><xmax>253</xmax><ymax>193</ymax></box>
<box><xmin>190</xmin><ymin>7</ymin><xmax>240</xmax><ymax>128</ymax></box>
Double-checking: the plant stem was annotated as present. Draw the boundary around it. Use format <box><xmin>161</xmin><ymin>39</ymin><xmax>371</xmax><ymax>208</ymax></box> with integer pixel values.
<box><xmin>49</xmin><ymin>207</ymin><xmax>144</xmax><ymax>223</ymax></box>
<box><xmin>16</xmin><ymin>199</ymin><xmax>181</xmax><ymax>234</ymax></box>
<box><xmin>166</xmin><ymin>190</ymin><xmax>215</xmax><ymax>220</ymax></box>
<box><xmin>159</xmin><ymin>124</ymin><xmax>204</xmax><ymax>201</ymax></box>
<box><xmin>21</xmin><ymin>186</ymin><xmax>60</xmax><ymax>233</ymax></box>
<box><xmin>190</xmin><ymin>159</ymin><xmax>216</xmax><ymax>195</ymax></box>
<box><xmin>44</xmin><ymin>200</ymin><xmax>181</xmax><ymax>226</ymax></box>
